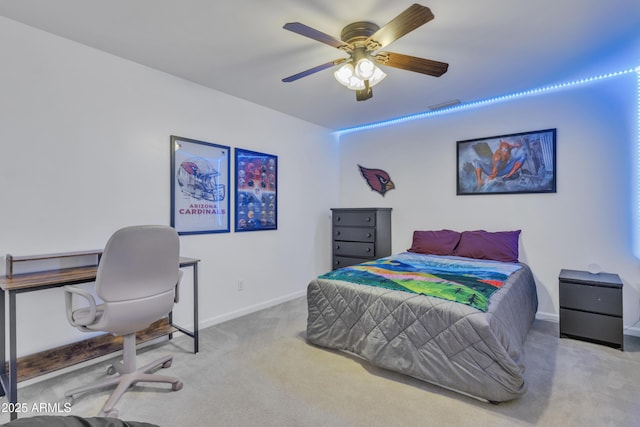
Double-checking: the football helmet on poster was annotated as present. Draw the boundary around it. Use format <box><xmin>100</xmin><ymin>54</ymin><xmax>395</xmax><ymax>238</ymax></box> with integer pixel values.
<box><xmin>177</xmin><ymin>157</ymin><xmax>225</xmax><ymax>201</ymax></box>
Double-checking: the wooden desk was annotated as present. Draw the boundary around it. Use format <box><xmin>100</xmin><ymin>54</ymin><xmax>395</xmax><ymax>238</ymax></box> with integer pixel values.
<box><xmin>0</xmin><ymin>256</ymin><xmax>200</xmax><ymax>421</ymax></box>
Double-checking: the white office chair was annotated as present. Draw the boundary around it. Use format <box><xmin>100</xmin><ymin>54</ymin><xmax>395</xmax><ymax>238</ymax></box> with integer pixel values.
<box><xmin>64</xmin><ymin>225</ymin><xmax>184</xmax><ymax>418</ymax></box>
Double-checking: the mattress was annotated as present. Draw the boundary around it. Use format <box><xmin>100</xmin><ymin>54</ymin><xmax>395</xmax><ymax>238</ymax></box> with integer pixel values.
<box><xmin>306</xmin><ymin>252</ymin><xmax>538</xmax><ymax>402</ymax></box>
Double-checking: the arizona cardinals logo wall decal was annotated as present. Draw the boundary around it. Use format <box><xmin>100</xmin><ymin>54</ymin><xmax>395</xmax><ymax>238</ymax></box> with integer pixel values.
<box><xmin>358</xmin><ymin>165</ymin><xmax>395</xmax><ymax>196</ymax></box>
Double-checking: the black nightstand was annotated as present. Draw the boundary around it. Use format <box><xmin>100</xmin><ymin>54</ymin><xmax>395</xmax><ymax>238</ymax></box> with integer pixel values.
<box><xmin>559</xmin><ymin>269</ymin><xmax>623</xmax><ymax>350</ymax></box>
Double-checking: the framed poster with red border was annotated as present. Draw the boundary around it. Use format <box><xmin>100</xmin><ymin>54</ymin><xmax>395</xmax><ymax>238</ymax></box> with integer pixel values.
<box><xmin>170</xmin><ymin>135</ymin><xmax>230</xmax><ymax>234</ymax></box>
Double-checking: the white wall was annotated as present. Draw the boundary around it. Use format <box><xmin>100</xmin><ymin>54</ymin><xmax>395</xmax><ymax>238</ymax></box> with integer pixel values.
<box><xmin>0</xmin><ymin>17</ymin><xmax>339</xmax><ymax>356</ymax></box>
<box><xmin>2</xmin><ymin>14</ymin><xmax>637</xmax><ymax>358</ymax></box>
<box><xmin>337</xmin><ymin>72</ymin><xmax>640</xmax><ymax>331</ymax></box>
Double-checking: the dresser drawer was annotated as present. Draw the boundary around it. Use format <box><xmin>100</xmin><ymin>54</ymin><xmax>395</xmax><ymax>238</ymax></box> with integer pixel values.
<box><xmin>333</xmin><ymin>211</ymin><xmax>376</xmax><ymax>227</ymax></box>
<box><xmin>334</xmin><ymin>226</ymin><xmax>375</xmax><ymax>242</ymax></box>
<box><xmin>332</xmin><ymin>256</ymin><xmax>367</xmax><ymax>269</ymax></box>
<box><xmin>560</xmin><ymin>308</ymin><xmax>623</xmax><ymax>347</ymax></box>
<box><xmin>559</xmin><ymin>281</ymin><xmax>622</xmax><ymax>316</ymax></box>
<box><xmin>333</xmin><ymin>241</ymin><xmax>374</xmax><ymax>257</ymax></box>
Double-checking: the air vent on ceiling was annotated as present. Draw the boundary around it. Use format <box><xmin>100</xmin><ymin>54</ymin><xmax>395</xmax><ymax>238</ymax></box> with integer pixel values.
<box><xmin>428</xmin><ymin>99</ymin><xmax>461</xmax><ymax>111</ymax></box>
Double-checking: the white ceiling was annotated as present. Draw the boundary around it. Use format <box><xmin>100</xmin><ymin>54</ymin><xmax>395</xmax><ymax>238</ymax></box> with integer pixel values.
<box><xmin>1</xmin><ymin>0</ymin><xmax>638</xmax><ymax>130</ymax></box>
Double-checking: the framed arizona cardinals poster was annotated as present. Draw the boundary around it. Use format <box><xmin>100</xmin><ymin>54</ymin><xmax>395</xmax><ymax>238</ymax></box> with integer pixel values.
<box><xmin>234</xmin><ymin>148</ymin><xmax>277</xmax><ymax>232</ymax></box>
<box><xmin>170</xmin><ymin>135</ymin><xmax>230</xmax><ymax>235</ymax></box>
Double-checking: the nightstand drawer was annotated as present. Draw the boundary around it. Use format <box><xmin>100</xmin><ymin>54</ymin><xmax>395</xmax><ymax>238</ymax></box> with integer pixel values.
<box><xmin>333</xmin><ymin>211</ymin><xmax>376</xmax><ymax>227</ymax></box>
<box><xmin>334</xmin><ymin>241</ymin><xmax>374</xmax><ymax>257</ymax></box>
<box><xmin>560</xmin><ymin>308</ymin><xmax>623</xmax><ymax>347</ymax></box>
<box><xmin>559</xmin><ymin>281</ymin><xmax>622</xmax><ymax>316</ymax></box>
<box><xmin>334</xmin><ymin>226</ymin><xmax>375</xmax><ymax>242</ymax></box>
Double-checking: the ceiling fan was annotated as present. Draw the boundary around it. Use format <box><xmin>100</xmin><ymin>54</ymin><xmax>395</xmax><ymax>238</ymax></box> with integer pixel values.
<box><xmin>282</xmin><ymin>3</ymin><xmax>449</xmax><ymax>101</ymax></box>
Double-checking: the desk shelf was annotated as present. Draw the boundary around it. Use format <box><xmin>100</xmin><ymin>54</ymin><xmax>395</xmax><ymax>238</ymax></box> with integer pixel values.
<box><xmin>5</xmin><ymin>250</ymin><xmax>102</xmax><ymax>278</ymax></box>
<box><xmin>5</xmin><ymin>318</ymin><xmax>175</xmax><ymax>383</ymax></box>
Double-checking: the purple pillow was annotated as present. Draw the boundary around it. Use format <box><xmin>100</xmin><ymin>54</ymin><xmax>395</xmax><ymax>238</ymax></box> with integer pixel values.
<box><xmin>454</xmin><ymin>230</ymin><xmax>521</xmax><ymax>263</ymax></box>
<box><xmin>407</xmin><ymin>230</ymin><xmax>461</xmax><ymax>256</ymax></box>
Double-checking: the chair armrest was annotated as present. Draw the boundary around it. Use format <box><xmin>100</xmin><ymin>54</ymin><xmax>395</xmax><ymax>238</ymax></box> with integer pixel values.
<box><xmin>174</xmin><ymin>270</ymin><xmax>184</xmax><ymax>303</ymax></box>
<box><xmin>64</xmin><ymin>285</ymin><xmax>97</xmax><ymax>327</ymax></box>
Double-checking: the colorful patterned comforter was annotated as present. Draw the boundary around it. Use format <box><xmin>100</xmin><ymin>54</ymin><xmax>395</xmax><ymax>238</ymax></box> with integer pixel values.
<box><xmin>307</xmin><ymin>252</ymin><xmax>538</xmax><ymax>402</ymax></box>
<box><xmin>318</xmin><ymin>253</ymin><xmax>522</xmax><ymax>311</ymax></box>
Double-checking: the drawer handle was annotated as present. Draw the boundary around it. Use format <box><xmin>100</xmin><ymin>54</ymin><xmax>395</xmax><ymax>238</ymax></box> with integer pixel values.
<box><xmin>335</xmin><ymin>231</ymin><xmax>341</xmax><ymax>236</ymax></box>
<box><xmin>366</xmin><ymin>248</ymin><xmax>371</xmax><ymax>252</ymax></box>
<box><xmin>336</xmin><ymin>216</ymin><xmax>341</xmax><ymax>222</ymax></box>
<box><xmin>365</xmin><ymin>217</ymin><xmax>371</xmax><ymax>222</ymax></box>
<box><xmin>335</xmin><ymin>245</ymin><xmax>340</xmax><ymax>250</ymax></box>
<box><xmin>366</xmin><ymin>233</ymin><xmax>372</xmax><ymax>238</ymax></box>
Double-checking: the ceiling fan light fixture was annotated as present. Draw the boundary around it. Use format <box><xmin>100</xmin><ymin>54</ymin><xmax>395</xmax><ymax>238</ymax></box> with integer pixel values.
<box><xmin>334</xmin><ymin>61</ymin><xmax>386</xmax><ymax>91</ymax></box>
<box><xmin>334</xmin><ymin>62</ymin><xmax>355</xmax><ymax>86</ymax></box>
<box><xmin>368</xmin><ymin>66</ymin><xmax>387</xmax><ymax>87</ymax></box>
<box><xmin>354</xmin><ymin>58</ymin><xmax>375</xmax><ymax>80</ymax></box>
<box><xmin>334</xmin><ymin>63</ymin><xmax>365</xmax><ymax>90</ymax></box>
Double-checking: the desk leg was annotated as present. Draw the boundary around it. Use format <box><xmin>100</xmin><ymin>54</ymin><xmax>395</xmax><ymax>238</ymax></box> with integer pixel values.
<box><xmin>0</xmin><ymin>290</ymin><xmax>5</xmax><ymax>398</ymax></box>
<box><xmin>168</xmin><ymin>311</ymin><xmax>174</xmax><ymax>341</ymax></box>
<box><xmin>8</xmin><ymin>291</ymin><xmax>17</xmax><ymax>421</ymax></box>
<box><xmin>169</xmin><ymin>262</ymin><xmax>199</xmax><ymax>353</ymax></box>
<box><xmin>0</xmin><ymin>290</ymin><xmax>18</xmax><ymax>420</ymax></box>
<box><xmin>192</xmin><ymin>263</ymin><xmax>199</xmax><ymax>354</ymax></box>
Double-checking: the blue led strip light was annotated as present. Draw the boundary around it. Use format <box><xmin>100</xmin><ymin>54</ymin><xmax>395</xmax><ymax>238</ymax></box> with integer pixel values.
<box><xmin>635</xmin><ymin>66</ymin><xmax>640</xmax><ymax>258</ymax></box>
<box><xmin>334</xmin><ymin>67</ymin><xmax>639</xmax><ymax>138</ymax></box>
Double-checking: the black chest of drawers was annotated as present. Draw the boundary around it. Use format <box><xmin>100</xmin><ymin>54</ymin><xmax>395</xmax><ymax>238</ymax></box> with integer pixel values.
<box><xmin>331</xmin><ymin>208</ymin><xmax>391</xmax><ymax>270</ymax></box>
<box><xmin>558</xmin><ymin>269</ymin><xmax>623</xmax><ymax>350</ymax></box>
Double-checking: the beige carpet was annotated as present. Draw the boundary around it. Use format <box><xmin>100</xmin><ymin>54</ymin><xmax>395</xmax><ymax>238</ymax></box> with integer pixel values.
<box><xmin>2</xmin><ymin>296</ymin><xmax>640</xmax><ymax>426</ymax></box>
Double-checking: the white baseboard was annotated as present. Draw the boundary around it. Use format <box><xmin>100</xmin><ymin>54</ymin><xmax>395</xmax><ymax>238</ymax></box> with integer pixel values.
<box><xmin>535</xmin><ymin>311</ymin><xmax>558</xmax><ymax>323</ymax></box>
<box><xmin>199</xmin><ymin>289</ymin><xmax>307</xmax><ymax>330</ymax></box>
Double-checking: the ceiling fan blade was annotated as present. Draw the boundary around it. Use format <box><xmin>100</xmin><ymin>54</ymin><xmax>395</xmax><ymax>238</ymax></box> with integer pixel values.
<box><xmin>365</xmin><ymin>4</ymin><xmax>434</xmax><ymax>50</ymax></box>
<box><xmin>375</xmin><ymin>52</ymin><xmax>448</xmax><ymax>77</ymax></box>
<box><xmin>283</xmin><ymin>22</ymin><xmax>353</xmax><ymax>51</ymax></box>
<box><xmin>282</xmin><ymin>58</ymin><xmax>347</xmax><ymax>83</ymax></box>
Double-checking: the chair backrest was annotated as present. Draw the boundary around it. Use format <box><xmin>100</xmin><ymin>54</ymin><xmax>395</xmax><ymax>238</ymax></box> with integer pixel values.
<box><xmin>96</xmin><ymin>225</ymin><xmax>180</xmax><ymax>303</ymax></box>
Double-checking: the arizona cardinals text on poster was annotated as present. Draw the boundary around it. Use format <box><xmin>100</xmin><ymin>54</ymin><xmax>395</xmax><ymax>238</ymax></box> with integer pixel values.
<box><xmin>179</xmin><ymin>204</ymin><xmax>226</xmax><ymax>215</ymax></box>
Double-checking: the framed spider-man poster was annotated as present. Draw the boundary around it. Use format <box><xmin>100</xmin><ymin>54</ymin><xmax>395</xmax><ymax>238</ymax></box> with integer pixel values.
<box><xmin>456</xmin><ymin>128</ymin><xmax>556</xmax><ymax>195</ymax></box>
<box><xmin>170</xmin><ymin>135</ymin><xmax>230</xmax><ymax>235</ymax></box>
<box><xmin>234</xmin><ymin>148</ymin><xmax>277</xmax><ymax>232</ymax></box>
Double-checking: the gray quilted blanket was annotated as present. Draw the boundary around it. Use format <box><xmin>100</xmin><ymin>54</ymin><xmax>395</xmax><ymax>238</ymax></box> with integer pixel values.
<box><xmin>306</xmin><ymin>254</ymin><xmax>538</xmax><ymax>402</ymax></box>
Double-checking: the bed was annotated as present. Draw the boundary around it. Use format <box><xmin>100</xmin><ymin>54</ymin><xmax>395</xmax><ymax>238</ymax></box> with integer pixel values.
<box><xmin>306</xmin><ymin>229</ymin><xmax>538</xmax><ymax>402</ymax></box>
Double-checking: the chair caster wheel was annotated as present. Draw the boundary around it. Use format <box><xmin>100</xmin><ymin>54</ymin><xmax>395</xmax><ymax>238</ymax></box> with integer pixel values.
<box><xmin>107</xmin><ymin>365</ymin><xmax>117</xmax><ymax>375</ymax></box>
<box><xmin>172</xmin><ymin>381</ymin><xmax>183</xmax><ymax>391</ymax></box>
<box><xmin>162</xmin><ymin>360</ymin><xmax>173</xmax><ymax>369</ymax></box>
